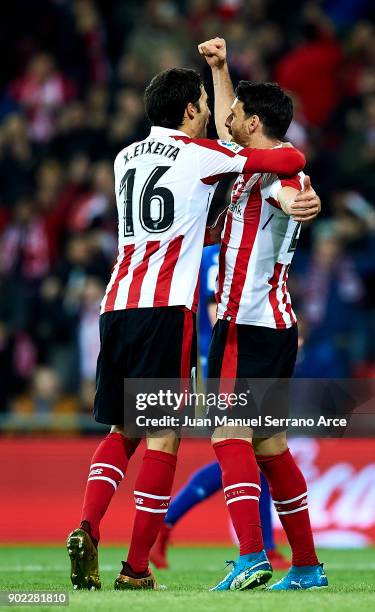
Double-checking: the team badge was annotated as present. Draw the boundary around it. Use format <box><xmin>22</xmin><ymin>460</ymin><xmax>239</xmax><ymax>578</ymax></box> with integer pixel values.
<box><xmin>218</xmin><ymin>140</ymin><xmax>243</xmax><ymax>153</ymax></box>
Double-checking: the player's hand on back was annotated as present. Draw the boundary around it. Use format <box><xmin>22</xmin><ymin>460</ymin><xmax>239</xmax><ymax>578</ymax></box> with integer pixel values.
<box><xmin>198</xmin><ymin>37</ymin><xmax>227</xmax><ymax>68</ymax></box>
<box><xmin>291</xmin><ymin>176</ymin><xmax>321</xmax><ymax>223</ymax></box>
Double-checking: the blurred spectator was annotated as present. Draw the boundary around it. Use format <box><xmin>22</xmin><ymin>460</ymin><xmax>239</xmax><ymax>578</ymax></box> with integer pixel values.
<box><xmin>0</xmin><ymin>198</ymin><xmax>50</xmax><ymax>282</ymax></box>
<box><xmin>66</xmin><ymin>161</ymin><xmax>115</xmax><ymax>233</ymax></box>
<box><xmin>72</xmin><ymin>0</ymin><xmax>109</xmax><ymax>85</ymax></box>
<box><xmin>294</xmin><ymin>222</ymin><xmax>365</xmax><ymax>375</ymax></box>
<box><xmin>0</xmin><ymin>113</ymin><xmax>34</xmax><ymax>207</ymax></box>
<box><xmin>78</xmin><ymin>276</ymin><xmax>104</xmax><ymax>384</ymax></box>
<box><xmin>275</xmin><ymin>5</ymin><xmax>343</xmax><ymax>126</ymax></box>
<box><xmin>338</xmin><ymin>94</ymin><xmax>375</xmax><ymax>194</ymax></box>
<box><xmin>51</xmin><ymin>102</ymin><xmax>94</xmax><ymax>161</ymax></box>
<box><xmin>8</xmin><ymin>53</ymin><xmax>76</xmax><ymax>142</ymax></box>
<box><xmin>342</xmin><ymin>21</ymin><xmax>375</xmax><ymax>99</ymax></box>
<box><xmin>12</xmin><ymin>366</ymin><xmax>79</xmax><ymax>416</ymax></box>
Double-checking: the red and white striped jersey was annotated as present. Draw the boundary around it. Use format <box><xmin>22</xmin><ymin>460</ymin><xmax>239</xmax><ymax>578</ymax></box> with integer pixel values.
<box><xmin>216</xmin><ymin>170</ymin><xmax>305</xmax><ymax>328</ymax></box>
<box><xmin>100</xmin><ymin>127</ymin><xmax>256</xmax><ymax>314</ymax></box>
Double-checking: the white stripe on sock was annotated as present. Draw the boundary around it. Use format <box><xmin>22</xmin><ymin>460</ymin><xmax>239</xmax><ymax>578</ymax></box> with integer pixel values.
<box><xmin>224</xmin><ymin>482</ymin><xmax>261</xmax><ymax>493</ymax></box>
<box><xmin>272</xmin><ymin>491</ymin><xmax>307</xmax><ymax>504</ymax></box>
<box><xmin>90</xmin><ymin>463</ymin><xmax>124</xmax><ymax>478</ymax></box>
<box><xmin>135</xmin><ymin>506</ymin><xmax>168</xmax><ymax>513</ymax></box>
<box><xmin>88</xmin><ymin>476</ymin><xmax>117</xmax><ymax>490</ymax></box>
<box><xmin>277</xmin><ymin>505</ymin><xmax>308</xmax><ymax>515</ymax></box>
<box><xmin>134</xmin><ymin>491</ymin><xmax>170</xmax><ymax>500</ymax></box>
<box><xmin>226</xmin><ymin>495</ymin><xmax>259</xmax><ymax>505</ymax></box>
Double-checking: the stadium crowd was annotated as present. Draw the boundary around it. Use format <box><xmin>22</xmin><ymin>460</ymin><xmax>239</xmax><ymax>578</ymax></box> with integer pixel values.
<box><xmin>0</xmin><ymin>0</ymin><xmax>375</xmax><ymax>415</ymax></box>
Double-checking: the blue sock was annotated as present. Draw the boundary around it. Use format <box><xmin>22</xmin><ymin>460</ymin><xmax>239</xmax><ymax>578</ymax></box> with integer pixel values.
<box><xmin>259</xmin><ymin>472</ymin><xmax>274</xmax><ymax>550</ymax></box>
<box><xmin>165</xmin><ymin>461</ymin><xmax>222</xmax><ymax>526</ymax></box>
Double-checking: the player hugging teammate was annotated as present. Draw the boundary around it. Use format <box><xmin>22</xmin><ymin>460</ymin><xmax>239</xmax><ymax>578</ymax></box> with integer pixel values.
<box><xmin>66</xmin><ymin>37</ymin><xmax>326</xmax><ymax>593</ymax></box>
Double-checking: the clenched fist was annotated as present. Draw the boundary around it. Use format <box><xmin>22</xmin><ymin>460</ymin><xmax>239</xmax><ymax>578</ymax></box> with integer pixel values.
<box><xmin>198</xmin><ymin>37</ymin><xmax>227</xmax><ymax>68</ymax></box>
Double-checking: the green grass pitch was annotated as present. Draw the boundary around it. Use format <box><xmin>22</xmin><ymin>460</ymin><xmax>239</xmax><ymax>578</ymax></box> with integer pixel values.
<box><xmin>0</xmin><ymin>545</ymin><xmax>374</xmax><ymax>611</ymax></box>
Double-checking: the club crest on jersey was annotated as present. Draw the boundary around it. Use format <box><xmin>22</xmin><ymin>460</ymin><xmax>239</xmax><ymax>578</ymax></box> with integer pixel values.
<box><xmin>218</xmin><ymin>140</ymin><xmax>242</xmax><ymax>153</ymax></box>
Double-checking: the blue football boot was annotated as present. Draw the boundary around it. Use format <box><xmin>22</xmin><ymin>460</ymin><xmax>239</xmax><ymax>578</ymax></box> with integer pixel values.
<box><xmin>211</xmin><ymin>550</ymin><xmax>272</xmax><ymax>591</ymax></box>
<box><xmin>267</xmin><ymin>563</ymin><xmax>328</xmax><ymax>590</ymax></box>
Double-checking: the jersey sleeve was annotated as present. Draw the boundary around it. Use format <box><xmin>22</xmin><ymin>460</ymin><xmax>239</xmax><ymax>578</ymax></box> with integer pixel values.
<box><xmin>241</xmin><ymin>147</ymin><xmax>306</xmax><ymax>175</ymax></box>
<box><xmin>191</xmin><ymin>138</ymin><xmax>306</xmax><ymax>185</ymax></box>
<box><xmin>194</xmin><ymin>139</ymin><xmax>306</xmax><ymax>185</ymax></box>
<box><xmin>194</xmin><ymin>139</ymin><xmax>247</xmax><ymax>185</ymax></box>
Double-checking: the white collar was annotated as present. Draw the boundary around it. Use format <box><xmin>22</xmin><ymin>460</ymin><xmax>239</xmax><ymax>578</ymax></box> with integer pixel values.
<box><xmin>149</xmin><ymin>126</ymin><xmax>190</xmax><ymax>138</ymax></box>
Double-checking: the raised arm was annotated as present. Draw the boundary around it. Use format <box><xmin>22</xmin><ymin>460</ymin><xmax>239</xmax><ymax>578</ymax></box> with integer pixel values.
<box><xmin>198</xmin><ymin>38</ymin><xmax>233</xmax><ymax>141</ymax></box>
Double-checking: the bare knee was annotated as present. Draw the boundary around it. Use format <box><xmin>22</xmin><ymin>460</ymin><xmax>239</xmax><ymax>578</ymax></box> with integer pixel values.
<box><xmin>253</xmin><ymin>432</ymin><xmax>288</xmax><ymax>457</ymax></box>
<box><xmin>147</xmin><ymin>430</ymin><xmax>180</xmax><ymax>455</ymax></box>
<box><xmin>211</xmin><ymin>426</ymin><xmax>252</xmax><ymax>446</ymax></box>
<box><xmin>110</xmin><ymin>425</ymin><xmax>125</xmax><ymax>435</ymax></box>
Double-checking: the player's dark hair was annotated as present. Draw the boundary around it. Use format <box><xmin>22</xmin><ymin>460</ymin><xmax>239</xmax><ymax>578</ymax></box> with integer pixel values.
<box><xmin>144</xmin><ymin>68</ymin><xmax>203</xmax><ymax>129</ymax></box>
<box><xmin>235</xmin><ymin>81</ymin><xmax>293</xmax><ymax>140</ymax></box>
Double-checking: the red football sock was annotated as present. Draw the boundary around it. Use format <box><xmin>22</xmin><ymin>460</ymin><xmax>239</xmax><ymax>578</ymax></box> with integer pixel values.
<box><xmin>257</xmin><ymin>448</ymin><xmax>319</xmax><ymax>566</ymax></box>
<box><xmin>80</xmin><ymin>433</ymin><xmax>139</xmax><ymax>544</ymax></box>
<box><xmin>126</xmin><ymin>449</ymin><xmax>177</xmax><ymax>573</ymax></box>
<box><xmin>213</xmin><ymin>439</ymin><xmax>263</xmax><ymax>555</ymax></box>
